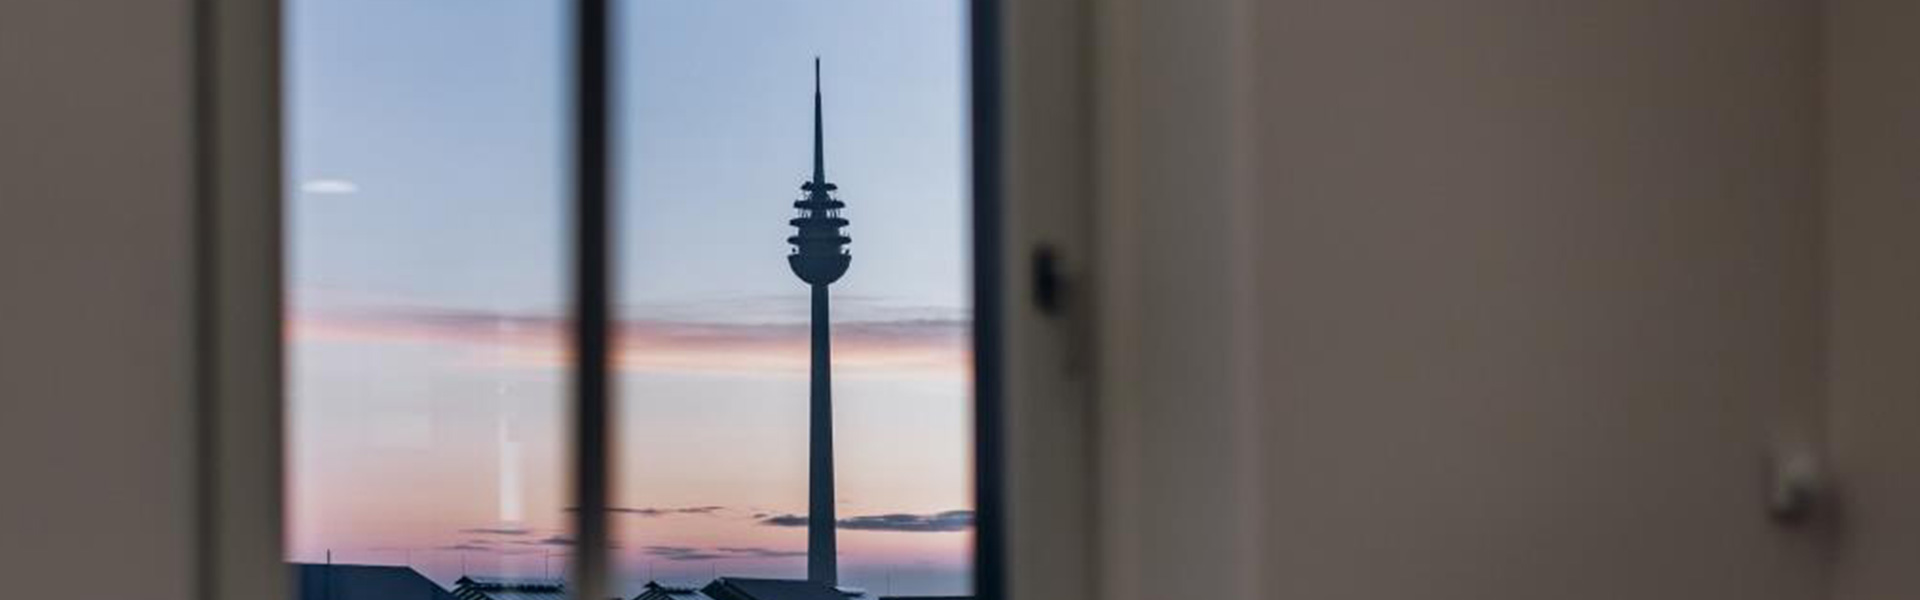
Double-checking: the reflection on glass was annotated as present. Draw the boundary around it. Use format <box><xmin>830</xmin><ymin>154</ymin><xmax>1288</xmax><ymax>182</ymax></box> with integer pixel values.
<box><xmin>616</xmin><ymin>2</ymin><xmax>973</xmax><ymax>597</ymax></box>
<box><xmin>283</xmin><ymin>0</ymin><xmax>571</xmax><ymax>594</ymax></box>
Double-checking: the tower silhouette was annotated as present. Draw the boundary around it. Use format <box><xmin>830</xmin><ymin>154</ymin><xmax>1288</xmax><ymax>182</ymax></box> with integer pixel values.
<box><xmin>787</xmin><ymin>57</ymin><xmax>849</xmax><ymax>586</ymax></box>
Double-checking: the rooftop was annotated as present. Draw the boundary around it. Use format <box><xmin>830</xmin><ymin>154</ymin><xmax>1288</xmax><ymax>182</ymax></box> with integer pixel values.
<box><xmin>290</xmin><ymin>563</ymin><xmax>458</xmax><ymax>600</ymax></box>
<box><xmin>700</xmin><ymin>577</ymin><xmax>871</xmax><ymax>600</ymax></box>
<box><xmin>451</xmin><ymin>575</ymin><xmax>569</xmax><ymax>600</ymax></box>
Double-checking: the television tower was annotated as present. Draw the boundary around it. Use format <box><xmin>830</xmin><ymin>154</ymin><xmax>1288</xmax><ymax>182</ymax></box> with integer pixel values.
<box><xmin>788</xmin><ymin>57</ymin><xmax>850</xmax><ymax>587</ymax></box>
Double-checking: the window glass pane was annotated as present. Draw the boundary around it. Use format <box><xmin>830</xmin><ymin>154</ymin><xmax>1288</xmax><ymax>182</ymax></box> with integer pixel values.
<box><xmin>283</xmin><ymin>0</ymin><xmax>572</xmax><ymax>592</ymax></box>
<box><xmin>615</xmin><ymin>2</ymin><xmax>974</xmax><ymax>597</ymax></box>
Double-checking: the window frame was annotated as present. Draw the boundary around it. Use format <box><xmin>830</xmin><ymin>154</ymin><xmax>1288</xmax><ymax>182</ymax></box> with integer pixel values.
<box><xmin>196</xmin><ymin>1</ymin><xmax>1032</xmax><ymax>598</ymax></box>
<box><xmin>194</xmin><ymin>0</ymin><xmax>286</xmax><ymax>598</ymax></box>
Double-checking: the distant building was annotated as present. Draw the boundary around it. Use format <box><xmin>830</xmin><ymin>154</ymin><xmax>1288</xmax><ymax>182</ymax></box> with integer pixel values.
<box><xmin>633</xmin><ymin>581</ymin><xmax>717</xmax><ymax>600</ymax></box>
<box><xmin>440</xmin><ymin>574</ymin><xmax>972</xmax><ymax>600</ymax></box>
<box><xmin>291</xmin><ymin>563</ymin><xmax>458</xmax><ymax>600</ymax></box>
<box><xmin>451</xmin><ymin>575</ymin><xmax>568</xmax><ymax>600</ymax></box>
<box><xmin>635</xmin><ymin>577</ymin><xmax>869</xmax><ymax>600</ymax></box>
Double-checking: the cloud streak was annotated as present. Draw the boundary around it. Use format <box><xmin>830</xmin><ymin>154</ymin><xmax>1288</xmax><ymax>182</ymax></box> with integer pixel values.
<box><xmin>758</xmin><ymin>510</ymin><xmax>974</xmax><ymax>533</ymax></box>
<box><xmin>643</xmin><ymin>546</ymin><xmax>731</xmax><ymax>562</ymax></box>
<box><xmin>300</xmin><ymin>178</ymin><xmax>360</xmax><ymax>195</ymax></box>
<box><xmin>291</xmin><ymin>304</ymin><xmax>967</xmax><ymax>375</ymax></box>
<box><xmin>609</xmin><ymin>505</ymin><xmax>727</xmax><ymax>517</ymax></box>
<box><xmin>759</xmin><ymin>514</ymin><xmax>809</xmax><ymax>527</ymax></box>
<box><xmin>644</xmin><ymin>545</ymin><xmax>807</xmax><ymax>562</ymax></box>
<box><xmin>459</xmin><ymin>527</ymin><xmax>533</xmax><ymax>536</ymax></box>
<box><xmin>713</xmin><ymin>546</ymin><xmax>807</xmax><ymax>559</ymax></box>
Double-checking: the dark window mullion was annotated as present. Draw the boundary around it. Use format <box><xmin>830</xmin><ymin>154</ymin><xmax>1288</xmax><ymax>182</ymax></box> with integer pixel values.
<box><xmin>571</xmin><ymin>0</ymin><xmax>614</xmax><ymax>598</ymax></box>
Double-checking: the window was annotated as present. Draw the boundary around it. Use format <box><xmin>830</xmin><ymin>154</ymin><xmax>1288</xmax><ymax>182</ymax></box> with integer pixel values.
<box><xmin>614</xmin><ymin>3</ymin><xmax>972</xmax><ymax>594</ymax></box>
<box><xmin>283</xmin><ymin>2</ymin><xmax>988</xmax><ymax>598</ymax></box>
<box><xmin>283</xmin><ymin>0</ymin><xmax>571</xmax><ymax>585</ymax></box>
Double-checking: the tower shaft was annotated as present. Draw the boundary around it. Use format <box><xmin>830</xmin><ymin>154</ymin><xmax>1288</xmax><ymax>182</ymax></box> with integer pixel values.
<box><xmin>808</xmin><ymin>282</ymin><xmax>837</xmax><ymax>586</ymax></box>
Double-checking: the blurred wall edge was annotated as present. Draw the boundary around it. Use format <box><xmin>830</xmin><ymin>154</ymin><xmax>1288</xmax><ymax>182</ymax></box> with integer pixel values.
<box><xmin>1824</xmin><ymin>1</ymin><xmax>1920</xmax><ymax>599</ymax></box>
<box><xmin>0</xmin><ymin>0</ymin><xmax>200</xmax><ymax>598</ymax></box>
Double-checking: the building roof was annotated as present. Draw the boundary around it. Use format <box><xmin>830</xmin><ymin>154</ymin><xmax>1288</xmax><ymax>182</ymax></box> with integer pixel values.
<box><xmin>700</xmin><ymin>577</ymin><xmax>869</xmax><ymax>600</ymax></box>
<box><xmin>291</xmin><ymin>563</ymin><xmax>458</xmax><ymax>600</ymax></box>
<box><xmin>452</xmin><ymin>575</ymin><xmax>569</xmax><ymax>600</ymax></box>
<box><xmin>634</xmin><ymin>581</ymin><xmax>717</xmax><ymax>600</ymax></box>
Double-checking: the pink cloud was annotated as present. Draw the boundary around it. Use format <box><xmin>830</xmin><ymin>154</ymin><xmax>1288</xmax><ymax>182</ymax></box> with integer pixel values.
<box><xmin>288</xmin><ymin>306</ymin><xmax>968</xmax><ymax>376</ymax></box>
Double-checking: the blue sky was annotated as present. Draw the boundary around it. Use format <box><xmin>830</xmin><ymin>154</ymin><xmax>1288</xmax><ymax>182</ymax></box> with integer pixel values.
<box><xmin>285</xmin><ymin>1</ymin><xmax>971</xmax><ymax>595</ymax></box>
<box><xmin>288</xmin><ymin>0</ymin><xmax>967</xmax><ymax>313</ymax></box>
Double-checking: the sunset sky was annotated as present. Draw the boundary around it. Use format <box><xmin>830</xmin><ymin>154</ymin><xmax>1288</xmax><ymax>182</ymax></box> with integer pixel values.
<box><xmin>284</xmin><ymin>0</ymin><xmax>971</xmax><ymax>595</ymax></box>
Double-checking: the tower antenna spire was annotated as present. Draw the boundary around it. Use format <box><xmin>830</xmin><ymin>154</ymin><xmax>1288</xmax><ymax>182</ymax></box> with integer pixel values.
<box><xmin>812</xmin><ymin>57</ymin><xmax>826</xmax><ymax>188</ymax></box>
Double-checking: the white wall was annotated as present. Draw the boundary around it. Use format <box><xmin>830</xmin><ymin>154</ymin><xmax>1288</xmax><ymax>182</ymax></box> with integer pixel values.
<box><xmin>1244</xmin><ymin>1</ymin><xmax>1827</xmax><ymax>598</ymax></box>
<box><xmin>0</xmin><ymin>1</ymin><xmax>199</xmax><ymax>597</ymax></box>
<box><xmin>1823</xmin><ymin>2</ymin><xmax>1920</xmax><ymax>599</ymax></box>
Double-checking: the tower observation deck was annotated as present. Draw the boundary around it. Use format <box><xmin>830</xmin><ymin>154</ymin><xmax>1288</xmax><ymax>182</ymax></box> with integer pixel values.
<box><xmin>789</xmin><ymin>58</ymin><xmax>851</xmax><ymax>286</ymax></box>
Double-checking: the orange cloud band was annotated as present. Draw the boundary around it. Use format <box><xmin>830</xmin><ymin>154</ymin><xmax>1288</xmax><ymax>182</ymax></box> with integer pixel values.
<box><xmin>289</xmin><ymin>308</ymin><xmax>969</xmax><ymax>377</ymax></box>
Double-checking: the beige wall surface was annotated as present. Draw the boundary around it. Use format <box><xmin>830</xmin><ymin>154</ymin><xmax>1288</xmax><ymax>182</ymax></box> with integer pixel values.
<box><xmin>0</xmin><ymin>1</ymin><xmax>199</xmax><ymax>597</ymax></box>
<box><xmin>1824</xmin><ymin>2</ymin><xmax>1920</xmax><ymax>599</ymax></box>
<box><xmin>1001</xmin><ymin>0</ymin><xmax>1099</xmax><ymax>597</ymax></box>
<box><xmin>1248</xmin><ymin>1</ymin><xmax>1827</xmax><ymax>598</ymax></box>
<box><xmin>1088</xmin><ymin>0</ymin><xmax>1266</xmax><ymax>597</ymax></box>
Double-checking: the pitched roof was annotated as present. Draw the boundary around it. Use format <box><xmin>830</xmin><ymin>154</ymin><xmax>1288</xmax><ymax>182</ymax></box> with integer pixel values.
<box><xmin>701</xmin><ymin>577</ymin><xmax>863</xmax><ymax>600</ymax></box>
<box><xmin>291</xmin><ymin>563</ymin><xmax>458</xmax><ymax>600</ymax></box>
<box><xmin>452</xmin><ymin>575</ymin><xmax>569</xmax><ymax>600</ymax></box>
<box><xmin>634</xmin><ymin>581</ymin><xmax>718</xmax><ymax>600</ymax></box>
